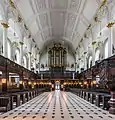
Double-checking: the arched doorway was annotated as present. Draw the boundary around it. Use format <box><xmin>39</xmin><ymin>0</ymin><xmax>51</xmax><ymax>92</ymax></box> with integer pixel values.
<box><xmin>55</xmin><ymin>80</ymin><xmax>60</xmax><ymax>90</ymax></box>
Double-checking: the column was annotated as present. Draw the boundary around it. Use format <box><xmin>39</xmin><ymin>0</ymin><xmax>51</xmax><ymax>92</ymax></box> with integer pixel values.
<box><xmin>108</xmin><ymin>28</ymin><xmax>112</xmax><ymax>57</ymax></box>
<box><xmin>34</xmin><ymin>49</ymin><xmax>37</xmax><ymax>73</ymax></box>
<box><xmin>47</xmin><ymin>47</ymin><xmax>48</xmax><ymax>67</ymax></box>
<box><xmin>19</xmin><ymin>35</ymin><xmax>24</xmax><ymax>65</ymax></box>
<box><xmin>28</xmin><ymin>53</ymin><xmax>31</xmax><ymax>70</ymax></box>
<box><xmin>34</xmin><ymin>59</ymin><xmax>37</xmax><ymax>73</ymax></box>
<box><xmin>37</xmin><ymin>52</ymin><xmax>40</xmax><ymax>73</ymax></box>
<box><xmin>75</xmin><ymin>53</ymin><xmax>78</xmax><ymax>72</ymax></box>
<box><xmin>66</xmin><ymin>46</ymin><xmax>69</xmax><ymax>70</ymax></box>
<box><xmin>28</xmin><ymin>41</ymin><xmax>32</xmax><ymax>70</ymax></box>
<box><xmin>108</xmin><ymin>8</ymin><xmax>112</xmax><ymax>57</ymax></box>
<box><xmin>3</xmin><ymin>7</ymin><xmax>8</xmax><ymax>58</ymax></box>
<box><xmin>92</xmin><ymin>46</ymin><xmax>95</xmax><ymax>66</ymax></box>
<box><xmin>84</xmin><ymin>55</ymin><xmax>87</xmax><ymax>70</ymax></box>
<box><xmin>3</xmin><ymin>28</ymin><xmax>7</xmax><ymax>57</ymax></box>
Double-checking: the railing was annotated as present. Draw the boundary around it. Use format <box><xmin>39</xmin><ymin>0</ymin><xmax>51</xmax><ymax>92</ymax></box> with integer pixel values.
<box><xmin>39</xmin><ymin>71</ymin><xmax>76</xmax><ymax>79</ymax></box>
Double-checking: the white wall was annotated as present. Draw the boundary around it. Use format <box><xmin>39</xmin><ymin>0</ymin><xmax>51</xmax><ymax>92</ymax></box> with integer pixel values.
<box><xmin>40</xmin><ymin>51</ymin><xmax>49</xmax><ymax>71</ymax></box>
<box><xmin>66</xmin><ymin>52</ymin><xmax>75</xmax><ymax>71</ymax></box>
<box><xmin>75</xmin><ymin>4</ymin><xmax>115</xmax><ymax>72</ymax></box>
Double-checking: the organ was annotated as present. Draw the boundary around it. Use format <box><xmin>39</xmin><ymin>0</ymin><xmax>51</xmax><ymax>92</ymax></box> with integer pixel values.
<box><xmin>48</xmin><ymin>43</ymin><xmax>67</xmax><ymax>68</ymax></box>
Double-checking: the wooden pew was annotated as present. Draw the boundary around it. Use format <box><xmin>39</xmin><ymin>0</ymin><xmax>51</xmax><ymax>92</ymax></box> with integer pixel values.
<box><xmin>0</xmin><ymin>96</ymin><xmax>10</xmax><ymax>112</ymax></box>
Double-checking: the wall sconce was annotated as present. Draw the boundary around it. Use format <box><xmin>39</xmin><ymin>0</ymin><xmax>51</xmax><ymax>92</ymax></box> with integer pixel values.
<box><xmin>79</xmin><ymin>82</ymin><xmax>82</xmax><ymax>85</ymax></box>
<box><xmin>19</xmin><ymin>80</ymin><xmax>23</xmax><ymax>84</ymax></box>
<box><xmin>28</xmin><ymin>81</ymin><xmax>31</xmax><ymax>85</ymax></box>
<box><xmin>93</xmin><ymin>80</ymin><xmax>96</xmax><ymax>85</ymax></box>
<box><xmin>49</xmin><ymin>82</ymin><xmax>51</xmax><ymax>85</ymax></box>
<box><xmin>84</xmin><ymin>81</ymin><xmax>87</xmax><ymax>85</ymax></box>
<box><xmin>2</xmin><ymin>78</ymin><xmax>6</xmax><ymax>84</ymax></box>
<box><xmin>34</xmin><ymin>82</ymin><xmax>36</xmax><ymax>85</ymax></box>
<box><xmin>64</xmin><ymin>82</ymin><xmax>66</xmax><ymax>85</ymax></box>
<box><xmin>40</xmin><ymin>82</ymin><xmax>43</xmax><ymax>84</ymax></box>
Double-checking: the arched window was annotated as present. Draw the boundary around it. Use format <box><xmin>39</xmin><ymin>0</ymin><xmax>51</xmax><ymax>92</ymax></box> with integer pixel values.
<box><xmin>88</xmin><ymin>56</ymin><xmax>92</xmax><ymax>68</ymax></box>
<box><xmin>7</xmin><ymin>40</ymin><xmax>11</xmax><ymax>59</ymax></box>
<box><xmin>80</xmin><ymin>60</ymin><xmax>84</xmax><ymax>72</ymax></box>
<box><xmin>104</xmin><ymin>39</ymin><xmax>108</xmax><ymax>59</ymax></box>
<box><xmin>23</xmin><ymin>56</ymin><xmax>27</xmax><ymax>68</ymax></box>
<box><xmin>15</xmin><ymin>49</ymin><xmax>20</xmax><ymax>64</ymax></box>
<box><xmin>95</xmin><ymin>49</ymin><xmax>100</xmax><ymax>62</ymax></box>
<box><xmin>80</xmin><ymin>60</ymin><xmax>84</xmax><ymax>68</ymax></box>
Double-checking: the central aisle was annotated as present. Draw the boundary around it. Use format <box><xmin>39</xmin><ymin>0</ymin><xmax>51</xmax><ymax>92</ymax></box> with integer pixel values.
<box><xmin>0</xmin><ymin>91</ymin><xmax>115</xmax><ymax>120</ymax></box>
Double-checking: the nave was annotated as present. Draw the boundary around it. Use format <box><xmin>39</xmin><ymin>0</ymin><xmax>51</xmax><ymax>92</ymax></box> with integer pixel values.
<box><xmin>0</xmin><ymin>91</ymin><xmax>115</xmax><ymax>120</ymax></box>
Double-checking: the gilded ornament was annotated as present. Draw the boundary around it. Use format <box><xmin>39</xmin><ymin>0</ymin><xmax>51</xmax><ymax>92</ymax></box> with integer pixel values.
<box><xmin>84</xmin><ymin>33</ymin><xmax>88</xmax><ymax>38</ymax></box>
<box><xmin>17</xmin><ymin>16</ymin><xmax>22</xmax><ymax>23</ymax></box>
<box><xmin>94</xmin><ymin>16</ymin><xmax>100</xmax><ymax>22</ymax></box>
<box><xmin>9</xmin><ymin>0</ymin><xmax>16</xmax><ymax>9</ymax></box>
<box><xmin>99</xmin><ymin>0</ymin><xmax>107</xmax><ymax>9</ymax></box>
<box><xmin>84</xmin><ymin>52</ymin><xmax>87</xmax><ymax>54</ymax></box>
<box><xmin>107</xmin><ymin>22</ymin><xmax>115</xmax><ymax>28</ymax></box>
<box><xmin>24</xmin><ymin>24</ymin><xmax>28</xmax><ymax>30</ymax></box>
<box><xmin>92</xmin><ymin>41</ymin><xmax>97</xmax><ymax>45</ymax></box>
<box><xmin>87</xmin><ymin>24</ymin><xmax>91</xmax><ymax>30</ymax></box>
<box><xmin>28</xmin><ymin>52</ymin><xmax>32</xmax><ymax>55</ymax></box>
<box><xmin>19</xmin><ymin>41</ymin><xmax>24</xmax><ymax>45</ymax></box>
<box><xmin>1</xmin><ymin>22</ymin><xmax>9</xmax><ymax>28</ymax></box>
<box><xmin>78</xmin><ymin>58</ymin><xmax>81</xmax><ymax>60</ymax></box>
<box><xmin>11</xmin><ymin>41</ymin><xmax>19</xmax><ymax>47</ymax></box>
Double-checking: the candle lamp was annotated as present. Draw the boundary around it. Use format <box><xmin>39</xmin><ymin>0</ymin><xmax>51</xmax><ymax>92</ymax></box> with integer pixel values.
<box><xmin>2</xmin><ymin>78</ymin><xmax>6</xmax><ymax>84</ymax></box>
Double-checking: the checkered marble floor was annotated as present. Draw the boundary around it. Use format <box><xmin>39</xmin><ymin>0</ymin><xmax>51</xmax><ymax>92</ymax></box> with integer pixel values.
<box><xmin>0</xmin><ymin>90</ymin><xmax>115</xmax><ymax>120</ymax></box>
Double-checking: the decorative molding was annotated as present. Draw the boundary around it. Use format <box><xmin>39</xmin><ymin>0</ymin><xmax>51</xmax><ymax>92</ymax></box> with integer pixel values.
<box><xmin>17</xmin><ymin>15</ymin><xmax>22</xmax><ymax>23</ymax></box>
<box><xmin>11</xmin><ymin>41</ymin><xmax>19</xmax><ymax>47</ymax></box>
<box><xmin>99</xmin><ymin>0</ymin><xmax>107</xmax><ymax>10</ymax></box>
<box><xmin>92</xmin><ymin>41</ymin><xmax>97</xmax><ymax>46</ymax></box>
<box><xmin>28</xmin><ymin>52</ymin><xmax>32</xmax><ymax>55</ymax></box>
<box><xmin>19</xmin><ymin>41</ymin><xmax>24</xmax><ymax>45</ymax></box>
<box><xmin>9</xmin><ymin>0</ymin><xmax>16</xmax><ymax>9</ymax></box>
<box><xmin>1</xmin><ymin>22</ymin><xmax>9</xmax><ymax>28</ymax></box>
<box><xmin>84</xmin><ymin>52</ymin><xmax>87</xmax><ymax>54</ymax></box>
<box><xmin>107</xmin><ymin>21</ymin><xmax>115</xmax><ymax>28</ymax></box>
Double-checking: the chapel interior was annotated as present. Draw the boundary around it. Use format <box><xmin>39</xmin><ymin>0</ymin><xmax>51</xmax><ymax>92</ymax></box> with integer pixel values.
<box><xmin>0</xmin><ymin>0</ymin><xmax>115</xmax><ymax>120</ymax></box>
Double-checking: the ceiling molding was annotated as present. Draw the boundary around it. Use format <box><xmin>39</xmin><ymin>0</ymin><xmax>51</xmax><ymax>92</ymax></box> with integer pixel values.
<box><xmin>71</xmin><ymin>0</ymin><xmax>87</xmax><ymax>41</ymax></box>
<box><xmin>12</xmin><ymin>0</ymin><xmax>101</xmax><ymax>52</ymax></box>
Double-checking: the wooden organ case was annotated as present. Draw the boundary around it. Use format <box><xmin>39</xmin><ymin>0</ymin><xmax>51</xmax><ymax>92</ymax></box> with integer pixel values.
<box><xmin>48</xmin><ymin>44</ymin><xmax>67</xmax><ymax>77</ymax></box>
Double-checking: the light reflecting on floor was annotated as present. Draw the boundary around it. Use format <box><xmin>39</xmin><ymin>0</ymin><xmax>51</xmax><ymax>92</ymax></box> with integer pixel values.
<box><xmin>0</xmin><ymin>91</ymin><xmax>115</xmax><ymax>120</ymax></box>
<box><xmin>47</xmin><ymin>92</ymin><xmax>53</xmax><ymax>103</ymax></box>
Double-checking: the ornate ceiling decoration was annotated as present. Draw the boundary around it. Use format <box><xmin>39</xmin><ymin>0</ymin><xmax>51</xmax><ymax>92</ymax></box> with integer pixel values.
<box><xmin>10</xmin><ymin>0</ymin><xmax>111</xmax><ymax>51</ymax></box>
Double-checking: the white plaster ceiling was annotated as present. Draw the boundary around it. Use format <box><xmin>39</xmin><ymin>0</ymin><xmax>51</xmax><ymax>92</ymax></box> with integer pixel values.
<box><xmin>13</xmin><ymin>0</ymin><xmax>101</xmax><ymax>50</ymax></box>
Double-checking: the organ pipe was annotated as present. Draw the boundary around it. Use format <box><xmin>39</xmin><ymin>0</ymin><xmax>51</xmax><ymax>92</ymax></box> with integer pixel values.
<box><xmin>48</xmin><ymin>43</ymin><xmax>67</xmax><ymax>67</ymax></box>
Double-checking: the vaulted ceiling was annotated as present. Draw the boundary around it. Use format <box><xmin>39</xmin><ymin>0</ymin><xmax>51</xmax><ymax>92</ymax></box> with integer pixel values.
<box><xmin>14</xmin><ymin>0</ymin><xmax>102</xmax><ymax>50</ymax></box>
